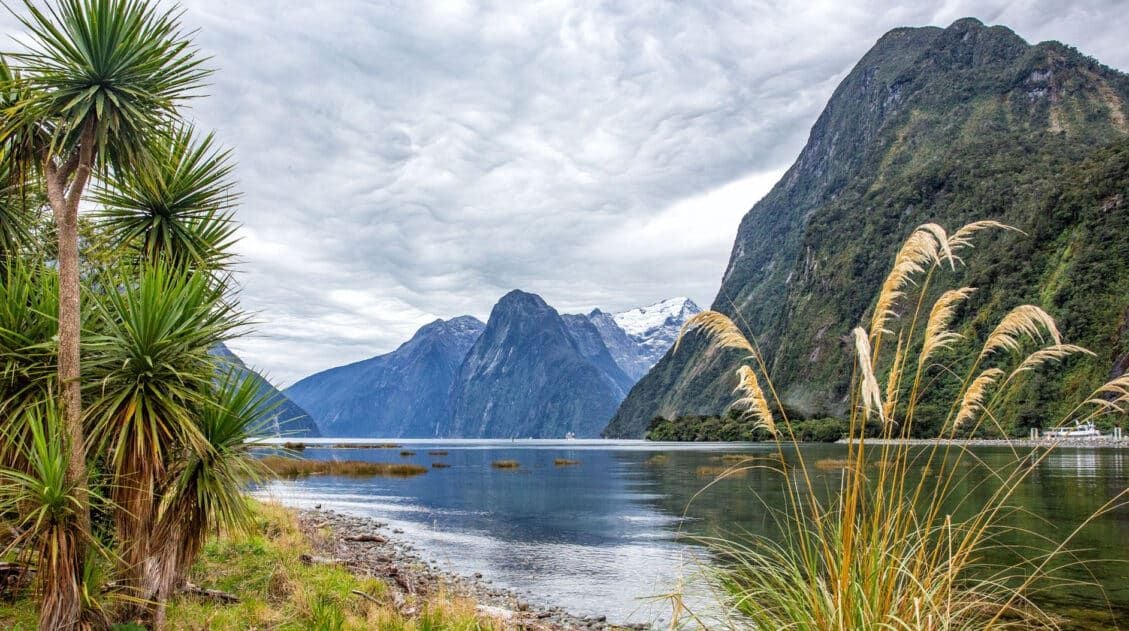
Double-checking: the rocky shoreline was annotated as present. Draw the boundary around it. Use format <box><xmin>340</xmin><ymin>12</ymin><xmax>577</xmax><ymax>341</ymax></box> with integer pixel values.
<box><xmin>837</xmin><ymin>437</ymin><xmax>1129</xmax><ymax>449</ymax></box>
<box><xmin>297</xmin><ymin>508</ymin><xmax>650</xmax><ymax>630</ymax></box>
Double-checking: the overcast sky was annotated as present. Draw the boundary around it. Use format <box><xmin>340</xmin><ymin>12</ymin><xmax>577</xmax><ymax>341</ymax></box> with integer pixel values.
<box><xmin>6</xmin><ymin>1</ymin><xmax>1129</xmax><ymax>384</ymax></box>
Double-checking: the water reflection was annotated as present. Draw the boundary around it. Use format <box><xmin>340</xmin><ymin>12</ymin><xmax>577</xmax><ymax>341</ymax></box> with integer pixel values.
<box><xmin>253</xmin><ymin>440</ymin><xmax>1129</xmax><ymax>629</ymax></box>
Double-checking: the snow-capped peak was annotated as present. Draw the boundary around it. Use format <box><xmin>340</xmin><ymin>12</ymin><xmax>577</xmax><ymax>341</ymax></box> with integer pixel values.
<box><xmin>611</xmin><ymin>297</ymin><xmax>701</xmax><ymax>338</ymax></box>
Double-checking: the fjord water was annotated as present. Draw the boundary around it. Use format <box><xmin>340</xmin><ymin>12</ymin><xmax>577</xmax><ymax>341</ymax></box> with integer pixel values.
<box><xmin>253</xmin><ymin>440</ymin><xmax>1129</xmax><ymax>628</ymax></box>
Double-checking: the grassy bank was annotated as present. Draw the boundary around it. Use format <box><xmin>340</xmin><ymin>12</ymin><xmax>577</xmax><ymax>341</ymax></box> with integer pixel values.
<box><xmin>0</xmin><ymin>502</ymin><xmax>499</xmax><ymax>630</ymax></box>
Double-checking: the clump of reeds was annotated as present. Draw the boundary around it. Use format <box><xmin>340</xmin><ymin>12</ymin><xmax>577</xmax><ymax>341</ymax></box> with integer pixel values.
<box><xmin>431</xmin><ymin>462</ymin><xmax>451</xmax><ymax>469</ymax></box>
<box><xmin>554</xmin><ymin>458</ymin><xmax>580</xmax><ymax>466</ymax></box>
<box><xmin>695</xmin><ymin>465</ymin><xmax>748</xmax><ymax>479</ymax></box>
<box><xmin>490</xmin><ymin>460</ymin><xmax>520</xmax><ymax>469</ymax></box>
<box><xmin>399</xmin><ymin>450</ymin><xmax>416</xmax><ymax>457</ymax></box>
<box><xmin>258</xmin><ymin>456</ymin><xmax>427</xmax><ymax>478</ymax></box>
<box><xmin>281</xmin><ymin>441</ymin><xmax>306</xmax><ymax>451</ymax></box>
<box><xmin>718</xmin><ymin>453</ymin><xmax>752</xmax><ymax>463</ymax></box>
<box><xmin>675</xmin><ymin>221</ymin><xmax>1129</xmax><ymax>630</ymax></box>
<box><xmin>427</xmin><ymin>450</ymin><xmax>449</xmax><ymax>456</ymax></box>
<box><xmin>814</xmin><ymin>458</ymin><xmax>851</xmax><ymax>470</ymax></box>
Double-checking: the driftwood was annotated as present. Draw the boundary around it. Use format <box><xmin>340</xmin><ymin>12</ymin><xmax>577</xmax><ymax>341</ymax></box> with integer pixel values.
<box><xmin>343</xmin><ymin>534</ymin><xmax>387</xmax><ymax>543</ymax></box>
<box><xmin>299</xmin><ymin>553</ymin><xmax>347</xmax><ymax>566</ymax></box>
<box><xmin>181</xmin><ymin>582</ymin><xmax>239</xmax><ymax>604</ymax></box>
<box><xmin>350</xmin><ymin>589</ymin><xmax>381</xmax><ymax>606</ymax></box>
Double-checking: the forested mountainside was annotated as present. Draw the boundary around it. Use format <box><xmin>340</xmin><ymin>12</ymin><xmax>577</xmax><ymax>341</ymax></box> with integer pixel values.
<box><xmin>606</xmin><ymin>18</ymin><xmax>1129</xmax><ymax>438</ymax></box>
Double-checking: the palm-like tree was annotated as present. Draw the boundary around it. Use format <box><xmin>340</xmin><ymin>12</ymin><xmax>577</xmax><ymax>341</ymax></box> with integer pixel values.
<box><xmin>147</xmin><ymin>370</ymin><xmax>271</xmax><ymax>627</ymax></box>
<box><xmin>0</xmin><ymin>2</ymin><xmax>209</xmax><ymax>625</ymax></box>
<box><xmin>0</xmin><ymin>403</ymin><xmax>102</xmax><ymax>630</ymax></box>
<box><xmin>0</xmin><ymin>260</ymin><xmax>59</xmax><ymax>467</ymax></box>
<box><xmin>84</xmin><ymin>263</ymin><xmax>241</xmax><ymax>604</ymax></box>
<box><xmin>93</xmin><ymin>126</ymin><xmax>239</xmax><ymax>271</ymax></box>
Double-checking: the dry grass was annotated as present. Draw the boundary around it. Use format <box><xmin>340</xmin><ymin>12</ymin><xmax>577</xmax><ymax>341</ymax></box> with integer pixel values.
<box><xmin>154</xmin><ymin>501</ymin><xmax>506</xmax><ymax>630</ymax></box>
<box><xmin>814</xmin><ymin>458</ymin><xmax>851</xmax><ymax>470</ymax></box>
<box><xmin>696</xmin><ymin>465</ymin><xmax>748</xmax><ymax>479</ymax></box>
<box><xmin>675</xmin><ymin>221</ymin><xmax>1129</xmax><ymax>631</ymax></box>
<box><xmin>490</xmin><ymin>460</ymin><xmax>520</xmax><ymax>469</ymax></box>
<box><xmin>258</xmin><ymin>456</ymin><xmax>427</xmax><ymax>478</ymax></box>
<box><xmin>553</xmin><ymin>458</ymin><xmax>580</xmax><ymax>466</ymax></box>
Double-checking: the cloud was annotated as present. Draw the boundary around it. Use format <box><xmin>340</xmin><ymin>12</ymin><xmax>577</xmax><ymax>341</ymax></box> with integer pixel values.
<box><xmin>3</xmin><ymin>1</ymin><xmax>1127</xmax><ymax>384</ymax></box>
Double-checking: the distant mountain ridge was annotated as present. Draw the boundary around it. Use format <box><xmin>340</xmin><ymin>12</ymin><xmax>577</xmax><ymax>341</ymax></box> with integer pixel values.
<box><xmin>605</xmin><ymin>18</ymin><xmax>1129</xmax><ymax>438</ymax></box>
<box><xmin>285</xmin><ymin>293</ymin><xmax>699</xmax><ymax>437</ymax></box>
<box><xmin>211</xmin><ymin>343</ymin><xmax>320</xmax><ymax>437</ymax></box>
<box><xmin>284</xmin><ymin>316</ymin><xmax>485</xmax><ymax>437</ymax></box>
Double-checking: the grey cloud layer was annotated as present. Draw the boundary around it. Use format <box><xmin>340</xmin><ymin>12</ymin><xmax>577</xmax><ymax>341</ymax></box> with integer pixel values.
<box><xmin>5</xmin><ymin>1</ymin><xmax>1127</xmax><ymax>383</ymax></box>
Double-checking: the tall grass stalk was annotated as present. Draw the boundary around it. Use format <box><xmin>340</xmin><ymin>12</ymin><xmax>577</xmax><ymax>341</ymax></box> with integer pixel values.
<box><xmin>675</xmin><ymin>221</ymin><xmax>1129</xmax><ymax>630</ymax></box>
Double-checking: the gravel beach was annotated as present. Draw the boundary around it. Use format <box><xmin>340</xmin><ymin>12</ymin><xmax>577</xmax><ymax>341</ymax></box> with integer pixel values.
<box><xmin>297</xmin><ymin>508</ymin><xmax>652</xmax><ymax>631</ymax></box>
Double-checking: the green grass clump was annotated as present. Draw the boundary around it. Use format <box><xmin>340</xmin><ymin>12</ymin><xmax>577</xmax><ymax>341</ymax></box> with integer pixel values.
<box><xmin>258</xmin><ymin>456</ymin><xmax>426</xmax><ymax>478</ymax></box>
<box><xmin>490</xmin><ymin>460</ymin><xmax>520</xmax><ymax>469</ymax></box>
<box><xmin>2</xmin><ymin>502</ymin><xmax>502</xmax><ymax>630</ymax></box>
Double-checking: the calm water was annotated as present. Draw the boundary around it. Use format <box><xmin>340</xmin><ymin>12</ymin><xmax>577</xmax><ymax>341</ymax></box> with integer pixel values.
<box><xmin>252</xmin><ymin>439</ymin><xmax>1129</xmax><ymax>628</ymax></box>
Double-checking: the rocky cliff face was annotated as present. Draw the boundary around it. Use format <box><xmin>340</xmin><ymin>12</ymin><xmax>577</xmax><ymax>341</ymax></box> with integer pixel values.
<box><xmin>211</xmin><ymin>343</ymin><xmax>321</xmax><ymax>437</ymax></box>
<box><xmin>600</xmin><ymin>298</ymin><xmax>702</xmax><ymax>380</ymax></box>
<box><xmin>606</xmin><ymin>18</ymin><xmax>1129</xmax><ymax>437</ymax></box>
<box><xmin>445</xmin><ymin>290</ymin><xmax>626</xmax><ymax>438</ymax></box>
<box><xmin>284</xmin><ymin>316</ymin><xmax>484</xmax><ymax>438</ymax></box>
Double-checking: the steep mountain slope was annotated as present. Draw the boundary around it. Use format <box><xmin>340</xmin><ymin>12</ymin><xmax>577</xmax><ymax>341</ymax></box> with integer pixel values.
<box><xmin>284</xmin><ymin>316</ymin><xmax>484</xmax><ymax>437</ymax></box>
<box><xmin>211</xmin><ymin>343</ymin><xmax>321</xmax><ymax>437</ymax></box>
<box><xmin>560</xmin><ymin>314</ymin><xmax>636</xmax><ymax>399</ymax></box>
<box><xmin>445</xmin><ymin>290</ymin><xmax>625</xmax><ymax>438</ymax></box>
<box><xmin>606</xmin><ymin>18</ymin><xmax>1129</xmax><ymax>437</ymax></box>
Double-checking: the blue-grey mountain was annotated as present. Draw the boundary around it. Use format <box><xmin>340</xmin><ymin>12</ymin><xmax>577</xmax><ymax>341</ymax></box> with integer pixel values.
<box><xmin>284</xmin><ymin>316</ymin><xmax>485</xmax><ymax>437</ymax></box>
<box><xmin>443</xmin><ymin>290</ymin><xmax>626</xmax><ymax>438</ymax></box>
<box><xmin>211</xmin><ymin>343</ymin><xmax>320</xmax><ymax>437</ymax></box>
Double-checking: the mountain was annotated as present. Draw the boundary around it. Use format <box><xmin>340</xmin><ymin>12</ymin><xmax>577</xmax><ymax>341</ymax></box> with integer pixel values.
<box><xmin>588</xmin><ymin>298</ymin><xmax>701</xmax><ymax>380</ymax></box>
<box><xmin>606</xmin><ymin>18</ymin><xmax>1129</xmax><ymax>438</ymax></box>
<box><xmin>284</xmin><ymin>316</ymin><xmax>485</xmax><ymax>437</ymax></box>
<box><xmin>211</xmin><ymin>343</ymin><xmax>321</xmax><ymax>437</ymax></box>
<box><xmin>560</xmin><ymin>314</ymin><xmax>636</xmax><ymax>399</ymax></box>
<box><xmin>444</xmin><ymin>290</ymin><xmax>626</xmax><ymax>438</ymax></box>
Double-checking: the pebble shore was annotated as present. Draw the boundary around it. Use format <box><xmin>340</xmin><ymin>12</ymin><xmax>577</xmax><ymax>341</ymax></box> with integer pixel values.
<box><xmin>297</xmin><ymin>508</ymin><xmax>651</xmax><ymax>631</ymax></box>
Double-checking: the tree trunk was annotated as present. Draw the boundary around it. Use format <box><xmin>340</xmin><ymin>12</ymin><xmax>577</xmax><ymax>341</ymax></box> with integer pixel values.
<box><xmin>42</xmin><ymin>127</ymin><xmax>95</xmax><ymax>630</ymax></box>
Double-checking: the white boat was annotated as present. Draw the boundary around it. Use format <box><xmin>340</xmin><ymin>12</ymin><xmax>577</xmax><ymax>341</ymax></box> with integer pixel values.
<box><xmin>565</xmin><ymin>432</ymin><xmax>576</xmax><ymax>440</ymax></box>
<box><xmin>1045</xmin><ymin>420</ymin><xmax>1102</xmax><ymax>439</ymax></box>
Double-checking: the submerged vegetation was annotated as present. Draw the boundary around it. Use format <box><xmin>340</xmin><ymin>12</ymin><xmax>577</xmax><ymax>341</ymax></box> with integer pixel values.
<box><xmin>671</xmin><ymin>221</ymin><xmax>1129</xmax><ymax>629</ymax></box>
<box><xmin>257</xmin><ymin>456</ymin><xmax>428</xmax><ymax>479</ymax></box>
